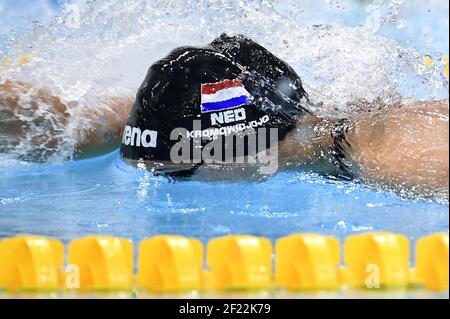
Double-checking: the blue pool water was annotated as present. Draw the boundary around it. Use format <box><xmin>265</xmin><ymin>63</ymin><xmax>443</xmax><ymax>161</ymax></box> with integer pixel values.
<box><xmin>0</xmin><ymin>151</ymin><xmax>448</xmax><ymax>247</ymax></box>
<box><xmin>0</xmin><ymin>0</ymin><xmax>448</xmax><ymax>250</ymax></box>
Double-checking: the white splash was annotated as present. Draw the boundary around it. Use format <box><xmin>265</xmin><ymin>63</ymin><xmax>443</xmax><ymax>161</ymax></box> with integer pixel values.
<box><xmin>0</xmin><ymin>0</ymin><xmax>448</xmax><ymax>163</ymax></box>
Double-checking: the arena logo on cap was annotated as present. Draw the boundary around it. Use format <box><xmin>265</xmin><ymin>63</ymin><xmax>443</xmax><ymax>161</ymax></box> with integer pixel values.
<box><xmin>122</xmin><ymin>125</ymin><xmax>157</xmax><ymax>148</ymax></box>
<box><xmin>200</xmin><ymin>79</ymin><xmax>251</xmax><ymax>113</ymax></box>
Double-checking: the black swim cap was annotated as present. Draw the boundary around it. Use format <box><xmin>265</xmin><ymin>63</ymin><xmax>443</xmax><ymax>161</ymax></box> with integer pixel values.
<box><xmin>120</xmin><ymin>34</ymin><xmax>309</xmax><ymax>174</ymax></box>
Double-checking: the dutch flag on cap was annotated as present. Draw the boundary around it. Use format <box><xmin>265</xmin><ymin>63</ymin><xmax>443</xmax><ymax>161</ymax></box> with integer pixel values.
<box><xmin>201</xmin><ymin>79</ymin><xmax>251</xmax><ymax>113</ymax></box>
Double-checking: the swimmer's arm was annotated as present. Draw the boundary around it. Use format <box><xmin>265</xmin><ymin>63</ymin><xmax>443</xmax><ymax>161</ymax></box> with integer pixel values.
<box><xmin>0</xmin><ymin>80</ymin><xmax>133</xmax><ymax>159</ymax></box>
<box><xmin>342</xmin><ymin>100</ymin><xmax>449</xmax><ymax>193</ymax></box>
<box><xmin>74</xmin><ymin>95</ymin><xmax>134</xmax><ymax>158</ymax></box>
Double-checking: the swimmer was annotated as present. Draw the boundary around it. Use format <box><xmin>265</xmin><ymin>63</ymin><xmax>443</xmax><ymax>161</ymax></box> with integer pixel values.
<box><xmin>0</xmin><ymin>34</ymin><xmax>448</xmax><ymax>195</ymax></box>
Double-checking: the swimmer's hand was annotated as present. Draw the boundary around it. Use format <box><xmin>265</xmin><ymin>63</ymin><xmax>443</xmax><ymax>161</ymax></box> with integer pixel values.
<box><xmin>0</xmin><ymin>80</ymin><xmax>133</xmax><ymax>160</ymax></box>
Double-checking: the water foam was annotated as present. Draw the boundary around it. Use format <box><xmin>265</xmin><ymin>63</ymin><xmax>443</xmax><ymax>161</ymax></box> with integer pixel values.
<box><xmin>0</xmin><ymin>0</ymin><xmax>448</xmax><ymax>162</ymax></box>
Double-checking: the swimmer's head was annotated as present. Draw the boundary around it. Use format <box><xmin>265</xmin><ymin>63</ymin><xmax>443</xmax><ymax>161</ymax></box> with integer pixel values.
<box><xmin>120</xmin><ymin>34</ymin><xmax>310</xmax><ymax>175</ymax></box>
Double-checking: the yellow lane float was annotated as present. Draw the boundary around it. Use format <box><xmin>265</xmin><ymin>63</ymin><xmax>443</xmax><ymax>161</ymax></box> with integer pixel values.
<box><xmin>275</xmin><ymin>234</ymin><xmax>340</xmax><ymax>290</ymax></box>
<box><xmin>416</xmin><ymin>233</ymin><xmax>449</xmax><ymax>291</ymax></box>
<box><xmin>0</xmin><ymin>235</ymin><xmax>64</xmax><ymax>292</ymax></box>
<box><xmin>0</xmin><ymin>232</ymin><xmax>448</xmax><ymax>293</ymax></box>
<box><xmin>207</xmin><ymin>235</ymin><xmax>272</xmax><ymax>290</ymax></box>
<box><xmin>137</xmin><ymin>235</ymin><xmax>203</xmax><ymax>293</ymax></box>
<box><xmin>344</xmin><ymin>232</ymin><xmax>410</xmax><ymax>289</ymax></box>
<box><xmin>67</xmin><ymin>236</ymin><xmax>133</xmax><ymax>291</ymax></box>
